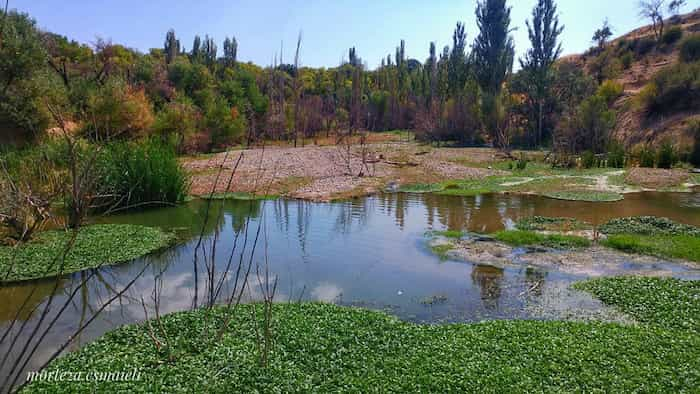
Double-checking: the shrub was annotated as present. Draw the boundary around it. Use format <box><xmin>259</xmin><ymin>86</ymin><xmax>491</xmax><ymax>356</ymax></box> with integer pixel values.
<box><xmin>638</xmin><ymin>145</ymin><xmax>656</xmax><ymax>168</ymax></box>
<box><xmin>597</xmin><ymin>80</ymin><xmax>624</xmax><ymax>105</ymax></box>
<box><xmin>656</xmin><ymin>140</ymin><xmax>678</xmax><ymax>169</ymax></box>
<box><xmin>679</xmin><ymin>34</ymin><xmax>700</xmax><ymax>63</ymax></box>
<box><xmin>83</xmin><ymin>78</ymin><xmax>155</xmax><ymax>140</ymax></box>
<box><xmin>97</xmin><ymin>138</ymin><xmax>189</xmax><ymax>212</ymax></box>
<box><xmin>633</xmin><ymin>37</ymin><xmax>656</xmax><ymax>57</ymax></box>
<box><xmin>690</xmin><ymin>121</ymin><xmax>700</xmax><ymax>167</ymax></box>
<box><xmin>620</xmin><ymin>52</ymin><xmax>633</xmax><ymax>69</ymax></box>
<box><xmin>661</xmin><ymin>26</ymin><xmax>683</xmax><ymax>45</ymax></box>
<box><xmin>581</xmin><ymin>150</ymin><xmax>598</xmax><ymax>168</ymax></box>
<box><xmin>642</xmin><ymin>62</ymin><xmax>700</xmax><ymax>115</ymax></box>
<box><xmin>606</xmin><ymin>141</ymin><xmax>626</xmax><ymax>168</ymax></box>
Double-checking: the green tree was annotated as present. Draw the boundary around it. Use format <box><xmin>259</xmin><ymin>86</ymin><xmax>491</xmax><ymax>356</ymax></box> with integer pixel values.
<box><xmin>223</xmin><ymin>36</ymin><xmax>238</xmax><ymax>67</ymax></box>
<box><xmin>164</xmin><ymin>29</ymin><xmax>180</xmax><ymax>64</ymax></box>
<box><xmin>520</xmin><ymin>0</ymin><xmax>564</xmax><ymax>147</ymax></box>
<box><xmin>473</xmin><ymin>0</ymin><xmax>515</xmax><ymax>148</ymax></box>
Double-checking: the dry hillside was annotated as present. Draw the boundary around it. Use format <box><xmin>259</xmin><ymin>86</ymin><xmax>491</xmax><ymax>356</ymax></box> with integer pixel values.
<box><xmin>562</xmin><ymin>9</ymin><xmax>700</xmax><ymax>150</ymax></box>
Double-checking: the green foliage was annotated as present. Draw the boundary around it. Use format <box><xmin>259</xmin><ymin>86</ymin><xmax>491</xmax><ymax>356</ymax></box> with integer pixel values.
<box><xmin>620</xmin><ymin>52</ymin><xmax>633</xmax><ymax>69</ymax></box>
<box><xmin>637</xmin><ymin>145</ymin><xmax>656</xmax><ymax>167</ymax></box>
<box><xmin>98</xmin><ymin>139</ymin><xmax>189</xmax><ymax>211</ymax></box>
<box><xmin>83</xmin><ymin>78</ymin><xmax>155</xmax><ymax>140</ymax></box>
<box><xmin>574</xmin><ymin>277</ymin><xmax>700</xmax><ymax>333</ymax></box>
<box><xmin>542</xmin><ymin>191</ymin><xmax>623</xmax><ymax>202</ymax></box>
<box><xmin>603</xmin><ymin>234</ymin><xmax>700</xmax><ymax>262</ymax></box>
<box><xmin>581</xmin><ymin>150</ymin><xmax>598</xmax><ymax>169</ymax></box>
<box><xmin>22</xmin><ymin>303</ymin><xmax>700</xmax><ymax>393</ymax></box>
<box><xmin>152</xmin><ymin>98</ymin><xmax>200</xmax><ymax>153</ymax></box>
<box><xmin>515</xmin><ymin>216</ymin><xmax>591</xmax><ymax>232</ymax></box>
<box><xmin>596</xmin><ymin>80</ymin><xmax>623</xmax><ymax>105</ymax></box>
<box><xmin>642</xmin><ymin>62</ymin><xmax>700</xmax><ymax>116</ymax></box>
<box><xmin>599</xmin><ymin>216</ymin><xmax>700</xmax><ymax>237</ymax></box>
<box><xmin>0</xmin><ymin>12</ymin><xmax>53</xmax><ymax>139</ymax></box>
<box><xmin>493</xmin><ymin>230</ymin><xmax>591</xmax><ymax>249</ymax></box>
<box><xmin>398</xmin><ymin>183</ymin><xmax>445</xmax><ymax>193</ymax></box>
<box><xmin>679</xmin><ymin>34</ymin><xmax>700</xmax><ymax>63</ymax></box>
<box><xmin>427</xmin><ymin>230</ymin><xmax>465</xmax><ymax>239</ymax></box>
<box><xmin>0</xmin><ymin>224</ymin><xmax>175</xmax><ymax>282</ymax></box>
<box><xmin>690</xmin><ymin>120</ymin><xmax>700</xmax><ymax>167</ymax></box>
<box><xmin>606</xmin><ymin>141</ymin><xmax>626</xmax><ymax>168</ymax></box>
<box><xmin>656</xmin><ymin>140</ymin><xmax>678</xmax><ymax>169</ymax></box>
<box><xmin>661</xmin><ymin>26</ymin><xmax>683</xmax><ymax>45</ymax></box>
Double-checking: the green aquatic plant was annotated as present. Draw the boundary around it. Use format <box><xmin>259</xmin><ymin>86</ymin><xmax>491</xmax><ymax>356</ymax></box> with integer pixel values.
<box><xmin>574</xmin><ymin>277</ymin><xmax>700</xmax><ymax>333</ymax></box>
<box><xmin>22</xmin><ymin>302</ymin><xmax>700</xmax><ymax>393</ymax></box>
<box><xmin>516</xmin><ymin>216</ymin><xmax>591</xmax><ymax>232</ymax></box>
<box><xmin>599</xmin><ymin>216</ymin><xmax>700</xmax><ymax>237</ymax></box>
<box><xmin>541</xmin><ymin>191</ymin><xmax>623</xmax><ymax>202</ymax></box>
<box><xmin>0</xmin><ymin>224</ymin><xmax>176</xmax><ymax>282</ymax></box>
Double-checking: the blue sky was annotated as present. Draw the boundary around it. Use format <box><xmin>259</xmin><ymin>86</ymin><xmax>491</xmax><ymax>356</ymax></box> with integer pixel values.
<box><xmin>11</xmin><ymin>0</ymin><xmax>697</xmax><ymax>69</ymax></box>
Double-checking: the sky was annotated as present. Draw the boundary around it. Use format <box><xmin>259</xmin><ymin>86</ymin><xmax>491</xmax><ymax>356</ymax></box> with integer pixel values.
<box><xmin>10</xmin><ymin>0</ymin><xmax>698</xmax><ymax>70</ymax></box>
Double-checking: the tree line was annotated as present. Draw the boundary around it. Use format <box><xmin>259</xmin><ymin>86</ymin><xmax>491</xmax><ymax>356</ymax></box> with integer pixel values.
<box><xmin>0</xmin><ymin>0</ymin><xmax>693</xmax><ymax>155</ymax></box>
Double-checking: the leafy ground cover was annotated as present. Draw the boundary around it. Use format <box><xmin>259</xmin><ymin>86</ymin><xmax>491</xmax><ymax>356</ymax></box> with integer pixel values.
<box><xmin>541</xmin><ymin>190</ymin><xmax>624</xmax><ymax>202</ymax></box>
<box><xmin>574</xmin><ymin>277</ymin><xmax>699</xmax><ymax>333</ymax></box>
<box><xmin>22</xmin><ymin>300</ymin><xmax>700</xmax><ymax>393</ymax></box>
<box><xmin>493</xmin><ymin>230</ymin><xmax>591</xmax><ymax>249</ymax></box>
<box><xmin>599</xmin><ymin>216</ymin><xmax>700</xmax><ymax>237</ymax></box>
<box><xmin>0</xmin><ymin>224</ymin><xmax>175</xmax><ymax>282</ymax></box>
<box><xmin>516</xmin><ymin>216</ymin><xmax>591</xmax><ymax>232</ymax></box>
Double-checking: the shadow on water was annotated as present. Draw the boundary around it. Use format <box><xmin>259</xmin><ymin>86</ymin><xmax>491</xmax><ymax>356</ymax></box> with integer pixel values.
<box><xmin>1</xmin><ymin>191</ymin><xmax>699</xmax><ymax>385</ymax></box>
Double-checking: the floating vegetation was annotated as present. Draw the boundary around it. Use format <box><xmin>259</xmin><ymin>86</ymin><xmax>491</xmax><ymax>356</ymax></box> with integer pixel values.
<box><xmin>0</xmin><ymin>224</ymin><xmax>176</xmax><ymax>282</ymax></box>
<box><xmin>541</xmin><ymin>191</ymin><xmax>624</xmax><ymax>202</ymax></box>
<box><xmin>516</xmin><ymin>216</ymin><xmax>591</xmax><ymax>232</ymax></box>
<box><xmin>599</xmin><ymin>216</ymin><xmax>700</xmax><ymax>237</ymax></box>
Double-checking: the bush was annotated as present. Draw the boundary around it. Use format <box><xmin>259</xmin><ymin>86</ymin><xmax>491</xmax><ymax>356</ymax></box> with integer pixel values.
<box><xmin>656</xmin><ymin>140</ymin><xmax>678</xmax><ymax>169</ymax></box>
<box><xmin>679</xmin><ymin>34</ymin><xmax>700</xmax><ymax>63</ymax></box>
<box><xmin>581</xmin><ymin>150</ymin><xmax>598</xmax><ymax>168</ymax></box>
<box><xmin>638</xmin><ymin>145</ymin><xmax>656</xmax><ymax>168</ymax></box>
<box><xmin>620</xmin><ymin>52</ymin><xmax>633</xmax><ymax>69</ymax></box>
<box><xmin>597</xmin><ymin>80</ymin><xmax>624</xmax><ymax>105</ymax></box>
<box><xmin>690</xmin><ymin>121</ymin><xmax>700</xmax><ymax>167</ymax></box>
<box><xmin>661</xmin><ymin>26</ymin><xmax>683</xmax><ymax>45</ymax></box>
<box><xmin>642</xmin><ymin>62</ymin><xmax>700</xmax><ymax>116</ymax></box>
<box><xmin>633</xmin><ymin>37</ymin><xmax>656</xmax><ymax>57</ymax></box>
<box><xmin>606</xmin><ymin>141</ymin><xmax>626</xmax><ymax>168</ymax></box>
<box><xmin>97</xmin><ymin>139</ymin><xmax>189</xmax><ymax>212</ymax></box>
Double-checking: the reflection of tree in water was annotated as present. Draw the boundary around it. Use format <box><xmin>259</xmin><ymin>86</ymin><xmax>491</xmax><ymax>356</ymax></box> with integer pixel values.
<box><xmin>225</xmin><ymin>199</ymin><xmax>262</xmax><ymax>234</ymax></box>
<box><xmin>523</xmin><ymin>267</ymin><xmax>547</xmax><ymax>297</ymax></box>
<box><xmin>470</xmin><ymin>264</ymin><xmax>504</xmax><ymax>310</ymax></box>
<box><xmin>333</xmin><ymin>199</ymin><xmax>371</xmax><ymax>235</ymax></box>
<box><xmin>0</xmin><ymin>278</ymin><xmax>63</xmax><ymax>323</ymax></box>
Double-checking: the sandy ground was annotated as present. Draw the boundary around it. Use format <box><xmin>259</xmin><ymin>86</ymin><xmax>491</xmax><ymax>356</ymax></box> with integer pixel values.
<box><xmin>183</xmin><ymin>142</ymin><xmax>500</xmax><ymax>201</ymax></box>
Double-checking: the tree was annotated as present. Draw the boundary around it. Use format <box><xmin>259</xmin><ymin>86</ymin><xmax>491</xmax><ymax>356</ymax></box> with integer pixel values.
<box><xmin>191</xmin><ymin>35</ymin><xmax>202</xmax><ymax>62</ymax></box>
<box><xmin>0</xmin><ymin>11</ymin><xmax>51</xmax><ymax>139</ymax></box>
<box><xmin>223</xmin><ymin>36</ymin><xmax>237</xmax><ymax>67</ymax></box>
<box><xmin>592</xmin><ymin>19</ymin><xmax>613</xmax><ymax>49</ymax></box>
<box><xmin>520</xmin><ymin>0</ymin><xmax>564</xmax><ymax>147</ymax></box>
<box><xmin>448</xmin><ymin>22</ymin><xmax>467</xmax><ymax>97</ymax></box>
<box><xmin>668</xmin><ymin>0</ymin><xmax>686</xmax><ymax>15</ymax></box>
<box><xmin>202</xmin><ymin>35</ymin><xmax>217</xmax><ymax>67</ymax></box>
<box><xmin>638</xmin><ymin>0</ymin><xmax>665</xmax><ymax>41</ymax></box>
<box><xmin>473</xmin><ymin>0</ymin><xmax>515</xmax><ymax>149</ymax></box>
<box><xmin>164</xmin><ymin>29</ymin><xmax>180</xmax><ymax>64</ymax></box>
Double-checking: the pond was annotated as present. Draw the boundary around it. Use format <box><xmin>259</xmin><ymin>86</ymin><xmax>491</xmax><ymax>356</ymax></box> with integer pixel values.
<box><xmin>1</xmin><ymin>191</ymin><xmax>700</xmax><ymax>384</ymax></box>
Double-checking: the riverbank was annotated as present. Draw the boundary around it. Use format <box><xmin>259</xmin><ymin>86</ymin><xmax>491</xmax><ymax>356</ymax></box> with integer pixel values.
<box><xmin>21</xmin><ymin>277</ymin><xmax>700</xmax><ymax>393</ymax></box>
<box><xmin>183</xmin><ymin>142</ymin><xmax>699</xmax><ymax>202</ymax></box>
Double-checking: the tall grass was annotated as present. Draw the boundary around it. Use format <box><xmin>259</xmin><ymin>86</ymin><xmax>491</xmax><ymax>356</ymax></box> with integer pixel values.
<box><xmin>98</xmin><ymin>138</ymin><xmax>189</xmax><ymax>212</ymax></box>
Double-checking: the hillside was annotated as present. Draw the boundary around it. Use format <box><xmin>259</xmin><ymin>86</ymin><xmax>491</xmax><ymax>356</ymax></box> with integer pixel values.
<box><xmin>562</xmin><ymin>9</ymin><xmax>700</xmax><ymax>151</ymax></box>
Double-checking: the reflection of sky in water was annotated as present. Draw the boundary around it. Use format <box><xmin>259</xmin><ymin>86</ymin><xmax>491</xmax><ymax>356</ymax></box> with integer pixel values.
<box><xmin>1</xmin><ymin>191</ymin><xmax>699</xmax><ymax>384</ymax></box>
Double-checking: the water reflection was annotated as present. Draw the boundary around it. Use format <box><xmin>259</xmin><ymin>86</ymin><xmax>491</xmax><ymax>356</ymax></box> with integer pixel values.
<box><xmin>1</xmin><ymin>191</ymin><xmax>699</xmax><ymax>387</ymax></box>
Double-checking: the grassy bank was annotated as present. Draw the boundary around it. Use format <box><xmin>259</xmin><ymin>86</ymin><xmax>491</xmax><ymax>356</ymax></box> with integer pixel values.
<box><xmin>0</xmin><ymin>224</ymin><xmax>175</xmax><ymax>282</ymax></box>
<box><xmin>23</xmin><ymin>298</ymin><xmax>700</xmax><ymax>393</ymax></box>
<box><xmin>603</xmin><ymin>234</ymin><xmax>700</xmax><ymax>262</ymax></box>
<box><xmin>493</xmin><ymin>230</ymin><xmax>591</xmax><ymax>249</ymax></box>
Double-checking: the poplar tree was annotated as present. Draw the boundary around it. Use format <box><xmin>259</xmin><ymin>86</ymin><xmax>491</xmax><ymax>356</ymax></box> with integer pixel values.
<box><xmin>520</xmin><ymin>0</ymin><xmax>563</xmax><ymax>146</ymax></box>
<box><xmin>164</xmin><ymin>29</ymin><xmax>180</xmax><ymax>64</ymax></box>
